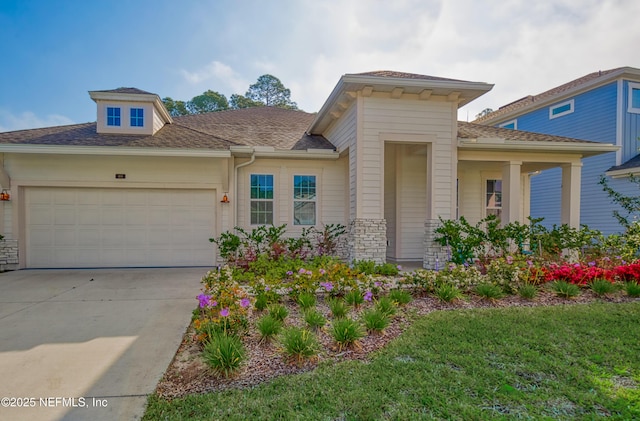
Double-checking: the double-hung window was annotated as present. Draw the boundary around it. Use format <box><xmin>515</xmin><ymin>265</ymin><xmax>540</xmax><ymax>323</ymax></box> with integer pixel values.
<box><xmin>130</xmin><ymin>108</ymin><xmax>144</xmax><ymax>127</ymax></box>
<box><xmin>628</xmin><ymin>82</ymin><xmax>640</xmax><ymax>113</ymax></box>
<box><xmin>250</xmin><ymin>174</ymin><xmax>274</xmax><ymax>225</ymax></box>
<box><xmin>107</xmin><ymin>107</ymin><xmax>121</xmax><ymax>126</ymax></box>
<box><xmin>293</xmin><ymin>175</ymin><xmax>316</xmax><ymax>225</ymax></box>
<box><xmin>486</xmin><ymin>179</ymin><xmax>502</xmax><ymax>219</ymax></box>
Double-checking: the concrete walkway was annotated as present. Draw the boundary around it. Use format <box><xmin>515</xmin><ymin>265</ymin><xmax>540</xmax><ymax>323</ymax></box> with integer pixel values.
<box><xmin>0</xmin><ymin>268</ymin><xmax>206</xmax><ymax>421</ymax></box>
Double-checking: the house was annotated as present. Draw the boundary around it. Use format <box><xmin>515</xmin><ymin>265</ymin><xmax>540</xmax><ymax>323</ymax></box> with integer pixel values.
<box><xmin>475</xmin><ymin>67</ymin><xmax>640</xmax><ymax>235</ymax></box>
<box><xmin>0</xmin><ymin>72</ymin><xmax>617</xmax><ymax>270</ymax></box>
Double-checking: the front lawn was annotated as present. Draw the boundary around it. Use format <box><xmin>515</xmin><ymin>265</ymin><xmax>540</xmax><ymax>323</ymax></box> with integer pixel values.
<box><xmin>145</xmin><ymin>301</ymin><xmax>640</xmax><ymax>420</ymax></box>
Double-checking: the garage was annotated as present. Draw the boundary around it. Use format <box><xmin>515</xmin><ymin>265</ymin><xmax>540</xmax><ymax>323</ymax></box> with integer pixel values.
<box><xmin>25</xmin><ymin>187</ymin><xmax>217</xmax><ymax>268</ymax></box>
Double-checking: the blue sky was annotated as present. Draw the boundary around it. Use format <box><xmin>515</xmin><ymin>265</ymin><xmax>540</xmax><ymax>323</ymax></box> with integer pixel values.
<box><xmin>1</xmin><ymin>0</ymin><xmax>639</xmax><ymax>132</ymax></box>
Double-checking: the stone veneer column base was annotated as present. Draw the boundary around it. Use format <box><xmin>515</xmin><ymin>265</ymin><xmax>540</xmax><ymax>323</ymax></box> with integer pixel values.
<box><xmin>0</xmin><ymin>239</ymin><xmax>19</xmax><ymax>271</ymax></box>
<box><xmin>347</xmin><ymin>218</ymin><xmax>386</xmax><ymax>264</ymax></box>
<box><xmin>423</xmin><ymin>219</ymin><xmax>447</xmax><ymax>270</ymax></box>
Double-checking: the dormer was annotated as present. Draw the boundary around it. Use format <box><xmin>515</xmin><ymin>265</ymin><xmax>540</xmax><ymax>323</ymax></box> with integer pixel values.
<box><xmin>89</xmin><ymin>87</ymin><xmax>173</xmax><ymax>135</ymax></box>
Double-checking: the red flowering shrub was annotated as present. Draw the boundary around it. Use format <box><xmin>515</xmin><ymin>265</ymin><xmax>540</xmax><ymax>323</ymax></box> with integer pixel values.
<box><xmin>544</xmin><ymin>262</ymin><xmax>614</xmax><ymax>286</ymax></box>
<box><xmin>613</xmin><ymin>262</ymin><xmax>640</xmax><ymax>282</ymax></box>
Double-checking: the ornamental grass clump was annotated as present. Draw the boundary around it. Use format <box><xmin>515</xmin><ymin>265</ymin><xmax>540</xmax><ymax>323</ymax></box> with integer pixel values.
<box><xmin>327</xmin><ymin>297</ymin><xmax>349</xmax><ymax>319</ymax></box>
<box><xmin>303</xmin><ymin>309</ymin><xmax>326</xmax><ymax>330</ymax></box>
<box><xmin>268</xmin><ymin>304</ymin><xmax>289</xmax><ymax>322</ymax></box>
<box><xmin>331</xmin><ymin>318</ymin><xmax>365</xmax><ymax>350</ymax></box>
<box><xmin>388</xmin><ymin>289</ymin><xmax>412</xmax><ymax>305</ymax></box>
<box><xmin>589</xmin><ymin>278</ymin><xmax>617</xmax><ymax>297</ymax></box>
<box><xmin>549</xmin><ymin>280</ymin><xmax>581</xmax><ymax>298</ymax></box>
<box><xmin>375</xmin><ymin>296</ymin><xmax>397</xmax><ymax>317</ymax></box>
<box><xmin>344</xmin><ymin>289</ymin><xmax>365</xmax><ymax>307</ymax></box>
<box><xmin>361</xmin><ymin>308</ymin><xmax>390</xmax><ymax>334</ymax></box>
<box><xmin>434</xmin><ymin>283</ymin><xmax>463</xmax><ymax>302</ymax></box>
<box><xmin>297</xmin><ymin>292</ymin><xmax>316</xmax><ymax>310</ymax></box>
<box><xmin>202</xmin><ymin>333</ymin><xmax>245</xmax><ymax>377</ymax></box>
<box><xmin>254</xmin><ymin>294</ymin><xmax>269</xmax><ymax>312</ymax></box>
<box><xmin>280</xmin><ymin>327</ymin><xmax>319</xmax><ymax>364</ymax></box>
<box><xmin>623</xmin><ymin>281</ymin><xmax>640</xmax><ymax>297</ymax></box>
<box><xmin>256</xmin><ymin>315</ymin><xmax>283</xmax><ymax>342</ymax></box>
<box><xmin>518</xmin><ymin>283</ymin><xmax>539</xmax><ymax>300</ymax></box>
<box><xmin>474</xmin><ymin>283</ymin><xmax>504</xmax><ymax>300</ymax></box>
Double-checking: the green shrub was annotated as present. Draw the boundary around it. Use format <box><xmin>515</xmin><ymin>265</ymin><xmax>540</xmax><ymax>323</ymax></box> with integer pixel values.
<box><xmin>361</xmin><ymin>309</ymin><xmax>390</xmax><ymax>333</ymax></box>
<box><xmin>589</xmin><ymin>279</ymin><xmax>617</xmax><ymax>296</ymax></box>
<box><xmin>280</xmin><ymin>327</ymin><xmax>319</xmax><ymax>363</ymax></box>
<box><xmin>375</xmin><ymin>263</ymin><xmax>400</xmax><ymax>276</ymax></box>
<box><xmin>352</xmin><ymin>260</ymin><xmax>376</xmax><ymax>275</ymax></box>
<box><xmin>331</xmin><ymin>318</ymin><xmax>364</xmax><ymax>350</ymax></box>
<box><xmin>327</xmin><ymin>297</ymin><xmax>349</xmax><ymax>318</ymax></box>
<box><xmin>518</xmin><ymin>284</ymin><xmax>538</xmax><ymax>300</ymax></box>
<box><xmin>202</xmin><ymin>333</ymin><xmax>245</xmax><ymax>377</ymax></box>
<box><xmin>475</xmin><ymin>283</ymin><xmax>504</xmax><ymax>300</ymax></box>
<box><xmin>297</xmin><ymin>292</ymin><xmax>316</xmax><ymax>310</ymax></box>
<box><xmin>344</xmin><ymin>289</ymin><xmax>364</xmax><ymax>307</ymax></box>
<box><xmin>256</xmin><ymin>315</ymin><xmax>283</xmax><ymax>342</ymax></box>
<box><xmin>303</xmin><ymin>309</ymin><xmax>326</xmax><ymax>330</ymax></box>
<box><xmin>388</xmin><ymin>289</ymin><xmax>412</xmax><ymax>305</ymax></box>
<box><xmin>624</xmin><ymin>281</ymin><xmax>640</xmax><ymax>297</ymax></box>
<box><xmin>254</xmin><ymin>294</ymin><xmax>269</xmax><ymax>312</ymax></box>
<box><xmin>268</xmin><ymin>304</ymin><xmax>289</xmax><ymax>322</ymax></box>
<box><xmin>549</xmin><ymin>281</ymin><xmax>581</xmax><ymax>298</ymax></box>
<box><xmin>375</xmin><ymin>296</ymin><xmax>397</xmax><ymax>317</ymax></box>
<box><xmin>434</xmin><ymin>283</ymin><xmax>463</xmax><ymax>302</ymax></box>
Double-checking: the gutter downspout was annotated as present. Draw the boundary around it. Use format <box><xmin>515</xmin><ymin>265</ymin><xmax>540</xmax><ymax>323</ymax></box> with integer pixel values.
<box><xmin>233</xmin><ymin>152</ymin><xmax>256</xmax><ymax>228</ymax></box>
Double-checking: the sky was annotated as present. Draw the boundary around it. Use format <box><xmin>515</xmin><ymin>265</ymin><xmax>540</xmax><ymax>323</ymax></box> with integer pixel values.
<box><xmin>1</xmin><ymin>0</ymin><xmax>639</xmax><ymax>132</ymax></box>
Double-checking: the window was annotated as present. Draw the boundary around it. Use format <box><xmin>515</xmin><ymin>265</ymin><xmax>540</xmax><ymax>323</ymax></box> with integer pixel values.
<box><xmin>628</xmin><ymin>82</ymin><xmax>640</xmax><ymax>113</ymax></box>
<box><xmin>107</xmin><ymin>107</ymin><xmax>121</xmax><ymax>126</ymax></box>
<box><xmin>130</xmin><ymin>108</ymin><xmax>144</xmax><ymax>127</ymax></box>
<box><xmin>486</xmin><ymin>179</ymin><xmax>502</xmax><ymax>219</ymax></box>
<box><xmin>499</xmin><ymin>119</ymin><xmax>517</xmax><ymax>130</ymax></box>
<box><xmin>549</xmin><ymin>99</ymin><xmax>574</xmax><ymax>119</ymax></box>
<box><xmin>250</xmin><ymin>174</ymin><xmax>274</xmax><ymax>225</ymax></box>
<box><xmin>293</xmin><ymin>175</ymin><xmax>316</xmax><ymax>225</ymax></box>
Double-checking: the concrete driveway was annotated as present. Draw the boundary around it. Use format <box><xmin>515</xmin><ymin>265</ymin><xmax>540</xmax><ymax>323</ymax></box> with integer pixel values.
<box><xmin>0</xmin><ymin>268</ymin><xmax>206</xmax><ymax>421</ymax></box>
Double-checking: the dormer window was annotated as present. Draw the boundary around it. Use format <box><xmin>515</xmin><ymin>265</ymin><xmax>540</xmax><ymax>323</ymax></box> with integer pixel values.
<box><xmin>130</xmin><ymin>108</ymin><xmax>144</xmax><ymax>127</ymax></box>
<box><xmin>107</xmin><ymin>107</ymin><xmax>121</xmax><ymax>126</ymax></box>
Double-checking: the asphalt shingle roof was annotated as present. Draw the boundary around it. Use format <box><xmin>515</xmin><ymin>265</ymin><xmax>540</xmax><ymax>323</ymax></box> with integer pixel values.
<box><xmin>607</xmin><ymin>154</ymin><xmax>640</xmax><ymax>172</ymax></box>
<box><xmin>354</xmin><ymin>70</ymin><xmax>472</xmax><ymax>83</ymax></box>
<box><xmin>458</xmin><ymin>121</ymin><xmax>601</xmax><ymax>144</ymax></box>
<box><xmin>91</xmin><ymin>87</ymin><xmax>156</xmax><ymax>95</ymax></box>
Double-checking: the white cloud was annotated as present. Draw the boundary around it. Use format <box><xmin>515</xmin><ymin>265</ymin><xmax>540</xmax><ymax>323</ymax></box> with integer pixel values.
<box><xmin>0</xmin><ymin>110</ymin><xmax>75</xmax><ymax>132</ymax></box>
<box><xmin>180</xmin><ymin>60</ymin><xmax>249</xmax><ymax>95</ymax></box>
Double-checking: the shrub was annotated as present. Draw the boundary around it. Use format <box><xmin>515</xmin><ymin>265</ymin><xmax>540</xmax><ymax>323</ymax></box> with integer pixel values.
<box><xmin>352</xmin><ymin>260</ymin><xmax>376</xmax><ymax>275</ymax></box>
<box><xmin>297</xmin><ymin>292</ymin><xmax>316</xmax><ymax>310</ymax></box>
<box><xmin>518</xmin><ymin>284</ymin><xmax>538</xmax><ymax>300</ymax></box>
<box><xmin>254</xmin><ymin>294</ymin><xmax>269</xmax><ymax>312</ymax></box>
<box><xmin>624</xmin><ymin>281</ymin><xmax>640</xmax><ymax>297</ymax></box>
<box><xmin>589</xmin><ymin>279</ymin><xmax>617</xmax><ymax>297</ymax></box>
<box><xmin>434</xmin><ymin>283</ymin><xmax>463</xmax><ymax>302</ymax></box>
<box><xmin>268</xmin><ymin>304</ymin><xmax>289</xmax><ymax>322</ymax></box>
<box><xmin>256</xmin><ymin>315</ymin><xmax>283</xmax><ymax>342</ymax></box>
<box><xmin>475</xmin><ymin>283</ymin><xmax>504</xmax><ymax>300</ymax></box>
<box><xmin>280</xmin><ymin>327</ymin><xmax>319</xmax><ymax>363</ymax></box>
<box><xmin>388</xmin><ymin>289</ymin><xmax>412</xmax><ymax>305</ymax></box>
<box><xmin>303</xmin><ymin>309</ymin><xmax>326</xmax><ymax>330</ymax></box>
<box><xmin>344</xmin><ymin>289</ymin><xmax>364</xmax><ymax>307</ymax></box>
<box><xmin>331</xmin><ymin>318</ymin><xmax>364</xmax><ymax>350</ymax></box>
<box><xmin>549</xmin><ymin>281</ymin><xmax>581</xmax><ymax>298</ymax></box>
<box><xmin>327</xmin><ymin>297</ymin><xmax>349</xmax><ymax>318</ymax></box>
<box><xmin>361</xmin><ymin>309</ymin><xmax>390</xmax><ymax>333</ymax></box>
<box><xmin>375</xmin><ymin>296</ymin><xmax>397</xmax><ymax>317</ymax></box>
<box><xmin>202</xmin><ymin>333</ymin><xmax>245</xmax><ymax>377</ymax></box>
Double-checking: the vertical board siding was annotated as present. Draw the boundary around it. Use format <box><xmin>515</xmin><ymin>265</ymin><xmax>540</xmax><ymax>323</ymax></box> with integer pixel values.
<box><xmin>384</xmin><ymin>144</ymin><xmax>397</xmax><ymax>258</ymax></box>
<box><xmin>397</xmin><ymin>145</ymin><xmax>427</xmax><ymax>259</ymax></box>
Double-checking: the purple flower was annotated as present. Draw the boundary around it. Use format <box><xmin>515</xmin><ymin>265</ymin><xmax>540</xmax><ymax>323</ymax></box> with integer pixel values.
<box><xmin>265</xmin><ymin>286</ymin><xmax>271</xmax><ymax>291</ymax></box>
<box><xmin>588</xmin><ymin>261</ymin><xmax>596</xmax><ymax>267</ymax></box>
<box><xmin>286</xmin><ymin>271</ymin><xmax>293</xmax><ymax>276</ymax></box>
<box><xmin>211</xmin><ymin>300</ymin><xmax>218</xmax><ymax>307</ymax></box>
<box><xmin>298</xmin><ymin>268</ymin><xmax>307</xmax><ymax>274</ymax></box>
<box><xmin>396</xmin><ymin>265</ymin><xmax>402</xmax><ymax>271</ymax></box>
<box><xmin>220</xmin><ymin>308</ymin><xmax>230</xmax><ymax>317</ymax></box>
<box><xmin>305</xmin><ymin>270</ymin><xmax>313</xmax><ymax>276</ymax></box>
<box><xmin>240</xmin><ymin>298</ymin><xmax>250</xmax><ymax>308</ymax></box>
<box><xmin>197</xmin><ymin>294</ymin><xmax>212</xmax><ymax>308</ymax></box>
<box><xmin>527</xmin><ymin>260</ymin><xmax>533</xmax><ymax>268</ymax></box>
<box><xmin>506</xmin><ymin>255</ymin><xmax>513</xmax><ymax>264</ymax></box>
<box><xmin>363</xmin><ymin>291</ymin><xmax>373</xmax><ymax>301</ymax></box>
<box><xmin>319</xmin><ymin>268</ymin><xmax>326</xmax><ymax>275</ymax></box>
<box><xmin>320</xmin><ymin>282</ymin><xmax>333</xmax><ymax>292</ymax></box>
<box><xmin>374</xmin><ymin>281</ymin><xmax>381</xmax><ymax>288</ymax></box>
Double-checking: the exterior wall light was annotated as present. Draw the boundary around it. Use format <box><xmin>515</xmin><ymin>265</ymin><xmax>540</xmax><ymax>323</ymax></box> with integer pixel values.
<box><xmin>0</xmin><ymin>189</ymin><xmax>10</xmax><ymax>201</ymax></box>
<box><xmin>221</xmin><ymin>193</ymin><xmax>230</xmax><ymax>203</ymax></box>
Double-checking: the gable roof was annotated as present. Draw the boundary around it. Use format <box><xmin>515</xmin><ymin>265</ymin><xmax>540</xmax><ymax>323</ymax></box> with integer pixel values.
<box><xmin>475</xmin><ymin>66</ymin><xmax>640</xmax><ymax>124</ymax></box>
<box><xmin>90</xmin><ymin>87</ymin><xmax>155</xmax><ymax>95</ymax></box>
<box><xmin>354</xmin><ymin>71</ymin><xmax>471</xmax><ymax>83</ymax></box>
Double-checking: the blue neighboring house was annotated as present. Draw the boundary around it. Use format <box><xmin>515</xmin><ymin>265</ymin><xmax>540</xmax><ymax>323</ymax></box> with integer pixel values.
<box><xmin>475</xmin><ymin>67</ymin><xmax>640</xmax><ymax>235</ymax></box>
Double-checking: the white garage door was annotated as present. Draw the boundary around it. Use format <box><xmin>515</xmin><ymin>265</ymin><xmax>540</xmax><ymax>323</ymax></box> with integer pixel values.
<box><xmin>26</xmin><ymin>187</ymin><xmax>216</xmax><ymax>268</ymax></box>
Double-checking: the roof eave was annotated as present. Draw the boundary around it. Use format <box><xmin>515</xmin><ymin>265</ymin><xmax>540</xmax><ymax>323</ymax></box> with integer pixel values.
<box><xmin>458</xmin><ymin>139</ymin><xmax>619</xmax><ymax>158</ymax></box>
<box><xmin>605</xmin><ymin>167</ymin><xmax>640</xmax><ymax>178</ymax></box>
<box><xmin>0</xmin><ymin>144</ymin><xmax>231</xmax><ymax>158</ymax></box>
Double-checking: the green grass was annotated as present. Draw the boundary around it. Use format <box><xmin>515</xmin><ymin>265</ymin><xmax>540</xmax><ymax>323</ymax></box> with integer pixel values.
<box><xmin>145</xmin><ymin>302</ymin><xmax>640</xmax><ymax>420</ymax></box>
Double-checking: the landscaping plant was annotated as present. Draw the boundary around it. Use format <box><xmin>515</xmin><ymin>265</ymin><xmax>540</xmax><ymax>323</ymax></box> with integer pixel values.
<box><xmin>624</xmin><ymin>281</ymin><xmax>640</xmax><ymax>297</ymax></box>
<box><xmin>387</xmin><ymin>289</ymin><xmax>412</xmax><ymax>305</ymax></box>
<box><xmin>255</xmin><ymin>315</ymin><xmax>283</xmax><ymax>342</ymax></box>
<box><xmin>303</xmin><ymin>309</ymin><xmax>326</xmax><ymax>330</ymax></box>
<box><xmin>344</xmin><ymin>288</ymin><xmax>365</xmax><ymax>307</ymax></box>
<box><xmin>361</xmin><ymin>309</ymin><xmax>390</xmax><ymax>333</ymax></box>
<box><xmin>327</xmin><ymin>297</ymin><xmax>349</xmax><ymax>319</ymax></box>
<box><xmin>202</xmin><ymin>333</ymin><xmax>246</xmax><ymax>377</ymax></box>
<box><xmin>474</xmin><ymin>283</ymin><xmax>504</xmax><ymax>300</ymax></box>
<box><xmin>549</xmin><ymin>280</ymin><xmax>581</xmax><ymax>298</ymax></box>
<box><xmin>280</xmin><ymin>327</ymin><xmax>319</xmax><ymax>363</ymax></box>
<box><xmin>331</xmin><ymin>318</ymin><xmax>364</xmax><ymax>350</ymax></box>
<box><xmin>434</xmin><ymin>283</ymin><xmax>463</xmax><ymax>303</ymax></box>
<box><xmin>518</xmin><ymin>283</ymin><xmax>538</xmax><ymax>300</ymax></box>
<box><xmin>589</xmin><ymin>278</ymin><xmax>617</xmax><ymax>296</ymax></box>
<box><xmin>268</xmin><ymin>303</ymin><xmax>289</xmax><ymax>322</ymax></box>
<box><xmin>374</xmin><ymin>296</ymin><xmax>397</xmax><ymax>317</ymax></box>
<box><xmin>296</xmin><ymin>292</ymin><xmax>316</xmax><ymax>310</ymax></box>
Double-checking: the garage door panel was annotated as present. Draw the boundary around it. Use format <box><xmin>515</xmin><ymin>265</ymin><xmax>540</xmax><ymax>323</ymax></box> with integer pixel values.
<box><xmin>26</xmin><ymin>187</ymin><xmax>216</xmax><ymax>268</ymax></box>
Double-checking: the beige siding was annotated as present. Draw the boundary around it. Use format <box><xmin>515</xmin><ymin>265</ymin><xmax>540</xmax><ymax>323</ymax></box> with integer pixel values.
<box><xmin>397</xmin><ymin>146</ymin><xmax>427</xmax><ymax>260</ymax></box>
<box><xmin>152</xmin><ymin>108</ymin><xmax>165</xmax><ymax>134</ymax></box>
<box><xmin>95</xmin><ymin>101</ymin><xmax>156</xmax><ymax>135</ymax></box>
<box><xmin>324</xmin><ymin>103</ymin><xmax>357</xmax><ymax>153</ymax></box>
<box><xmin>384</xmin><ymin>144</ymin><xmax>397</xmax><ymax>259</ymax></box>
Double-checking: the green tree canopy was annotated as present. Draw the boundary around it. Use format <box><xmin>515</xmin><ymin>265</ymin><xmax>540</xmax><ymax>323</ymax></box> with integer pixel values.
<box><xmin>229</xmin><ymin>93</ymin><xmax>264</xmax><ymax>109</ymax></box>
<box><xmin>245</xmin><ymin>74</ymin><xmax>298</xmax><ymax>109</ymax></box>
<box><xmin>186</xmin><ymin>90</ymin><xmax>229</xmax><ymax>114</ymax></box>
<box><xmin>162</xmin><ymin>97</ymin><xmax>189</xmax><ymax>117</ymax></box>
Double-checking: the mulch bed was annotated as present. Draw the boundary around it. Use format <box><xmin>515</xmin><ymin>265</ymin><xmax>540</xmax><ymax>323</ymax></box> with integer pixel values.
<box><xmin>155</xmin><ymin>290</ymin><xmax>638</xmax><ymax>400</ymax></box>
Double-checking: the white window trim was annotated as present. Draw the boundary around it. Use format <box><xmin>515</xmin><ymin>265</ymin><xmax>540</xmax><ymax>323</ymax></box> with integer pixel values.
<box><xmin>499</xmin><ymin>119</ymin><xmax>517</xmax><ymax>130</ymax></box>
<box><xmin>549</xmin><ymin>99</ymin><xmax>574</xmax><ymax>119</ymax></box>
<box><xmin>627</xmin><ymin>82</ymin><xmax>640</xmax><ymax>114</ymax></box>
<box><xmin>292</xmin><ymin>173</ymin><xmax>319</xmax><ymax>227</ymax></box>
<box><xmin>482</xmin><ymin>175</ymin><xmax>502</xmax><ymax>219</ymax></box>
<box><xmin>249</xmin><ymin>173</ymin><xmax>275</xmax><ymax>226</ymax></box>
<box><xmin>106</xmin><ymin>106</ymin><xmax>121</xmax><ymax>127</ymax></box>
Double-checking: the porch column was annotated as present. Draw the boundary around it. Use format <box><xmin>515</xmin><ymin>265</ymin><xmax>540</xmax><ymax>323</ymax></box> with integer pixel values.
<box><xmin>501</xmin><ymin>161</ymin><xmax>522</xmax><ymax>225</ymax></box>
<box><xmin>561</xmin><ymin>162</ymin><xmax>582</xmax><ymax>228</ymax></box>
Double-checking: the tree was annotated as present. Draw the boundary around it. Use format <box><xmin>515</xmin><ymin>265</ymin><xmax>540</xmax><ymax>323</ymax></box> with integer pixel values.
<box><xmin>162</xmin><ymin>97</ymin><xmax>189</xmax><ymax>117</ymax></box>
<box><xmin>186</xmin><ymin>90</ymin><xmax>229</xmax><ymax>114</ymax></box>
<box><xmin>245</xmin><ymin>74</ymin><xmax>298</xmax><ymax>109</ymax></box>
<box><xmin>599</xmin><ymin>174</ymin><xmax>640</xmax><ymax>229</ymax></box>
<box><xmin>475</xmin><ymin>108</ymin><xmax>494</xmax><ymax>119</ymax></box>
<box><xmin>229</xmin><ymin>93</ymin><xmax>263</xmax><ymax>109</ymax></box>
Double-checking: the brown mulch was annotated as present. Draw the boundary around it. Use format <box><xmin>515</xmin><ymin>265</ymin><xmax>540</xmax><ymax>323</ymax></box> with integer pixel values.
<box><xmin>155</xmin><ymin>290</ymin><xmax>639</xmax><ymax>400</ymax></box>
